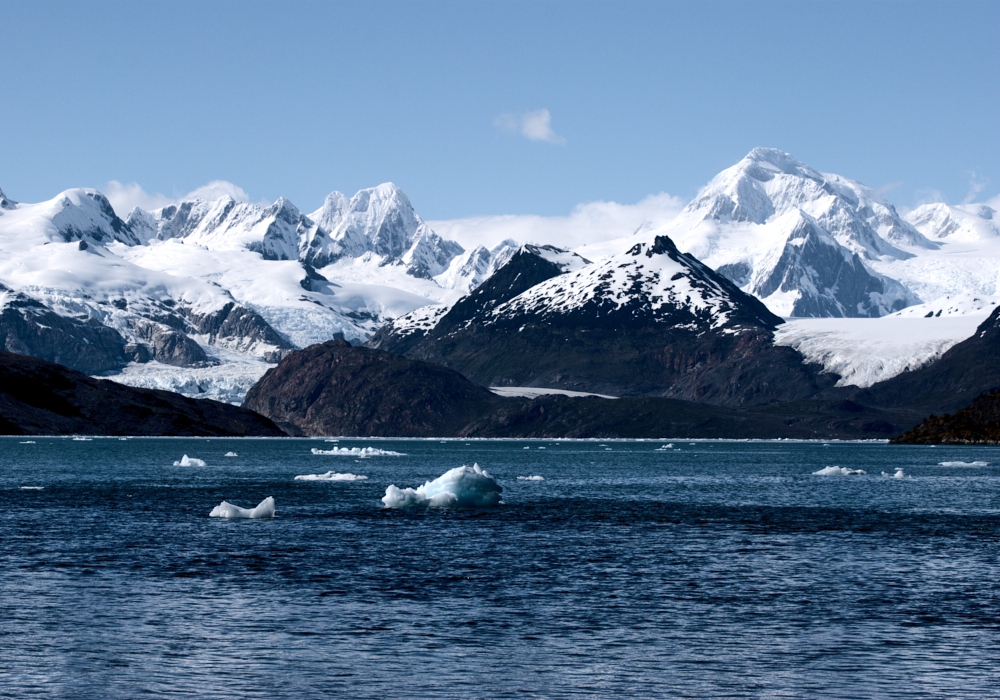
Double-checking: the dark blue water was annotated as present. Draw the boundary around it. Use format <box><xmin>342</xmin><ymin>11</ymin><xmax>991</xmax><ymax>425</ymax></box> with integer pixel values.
<box><xmin>2</xmin><ymin>437</ymin><xmax>998</xmax><ymax>699</ymax></box>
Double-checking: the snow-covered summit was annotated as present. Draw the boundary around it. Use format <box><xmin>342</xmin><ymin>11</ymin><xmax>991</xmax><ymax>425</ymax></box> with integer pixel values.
<box><xmin>655</xmin><ymin>148</ymin><xmax>927</xmax><ymax>317</ymax></box>
<box><xmin>492</xmin><ymin>234</ymin><xmax>779</xmax><ymax>331</ymax></box>
<box><xmin>906</xmin><ymin>202</ymin><xmax>1000</xmax><ymax>242</ymax></box>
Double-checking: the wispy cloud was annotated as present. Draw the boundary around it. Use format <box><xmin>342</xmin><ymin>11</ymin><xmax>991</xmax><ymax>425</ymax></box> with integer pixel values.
<box><xmin>103</xmin><ymin>179</ymin><xmax>251</xmax><ymax>217</ymax></box>
<box><xmin>427</xmin><ymin>193</ymin><xmax>685</xmax><ymax>252</ymax></box>
<box><xmin>962</xmin><ymin>171</ymin><xmax>989</xmax><ymax>204</ymax></box>
<box><xmin>494</xmin><ymin>108</ymin><xmax>566</xmax><ymax>145</ymax></box>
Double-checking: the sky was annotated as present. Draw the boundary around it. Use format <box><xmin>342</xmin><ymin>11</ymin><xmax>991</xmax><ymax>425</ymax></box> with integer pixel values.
<box><xmin>1</xmin><ymin>0</ymin><xmax>998</xmax><ymax>226</ymax></box>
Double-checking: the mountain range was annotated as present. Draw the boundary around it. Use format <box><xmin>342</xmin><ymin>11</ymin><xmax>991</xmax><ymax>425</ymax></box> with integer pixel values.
<box><xmin>2</xmin><ymin>148</ymin><xmax>999</xmax><ymax>410</ymax></box>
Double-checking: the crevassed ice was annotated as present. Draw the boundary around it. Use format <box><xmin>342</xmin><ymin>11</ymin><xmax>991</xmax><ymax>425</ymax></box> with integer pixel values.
<box><xmin>382</xmin><ymin>463</ymin><xmax>502</xmax><ymax>508</ymax></box>
<box><xmin>209</xmin><ymin>496</ymin><xmax>275</xmax><ymax>519</ymax></box>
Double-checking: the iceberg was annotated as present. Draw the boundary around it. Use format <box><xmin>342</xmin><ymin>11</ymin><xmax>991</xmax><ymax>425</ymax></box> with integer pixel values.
<box><xmin>19</xmin><ymin>441</ymin><xmax>36</xmax><ymax>444</ymax></box>
<box><xmin>382</xmin><ymin>463</ymin><xmax>502</xmax><ymax>508</ymax></box>
<box><xmin>882</xmin><ymin>468</ymin><xmax>908</xmax><ymax>479</ymax></box>
<box><xmin>174</xmin><ymin>455</ymin><xmax>207</xmax><ymax>467</ymax></box>
<box><xmin>225</xmin><ymin>451</ymin><xmax>238</xmax><ymax>457</ymax></box>
<box><xmin>311</xmin><ymin>447</ymin><xmax>405</xmax><ymax>457</ymax></box>
<box><xmin>937</xmin><ymin>461</ymin><xmax>989</xmax><ymax>467</ymax></box>
<box><xmin>20</xmin><ymin>486</ymin><xmax>44</xmax><ymax>490</ymax></box>
<box><xmin>517</xmin><ymin>475</ymin><xmax>544</xmax><ymax>481</ymax></box>
<box><xmin>295</xmin><ymin>471</ymin><xmax>368</xmax><ymax>481</ymax></box>
<box><xmin>656</xmin><ymin>443</ymin><xmax>674</xmax><ymax>450</ymax></box>
<box><xmin>209</xmin><ymin>496</ymin><xmax>275</xmax><ymax>519</ymax></box>
<box><xmin>813</xmin><ymin>466</ymin><xmax>867</xmax><ymax>476</ymax></box>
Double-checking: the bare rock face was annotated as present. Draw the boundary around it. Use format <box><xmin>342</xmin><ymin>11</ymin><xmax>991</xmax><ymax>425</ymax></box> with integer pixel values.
<box><xmin>243</xmin><ymin>340</ymin><xmax>503</xmax><ymax>437</ymax></box>
<box><xmin>0</xmin><ymin>351</ymin><xmax>284</xmax><ymax>436</ymax></box>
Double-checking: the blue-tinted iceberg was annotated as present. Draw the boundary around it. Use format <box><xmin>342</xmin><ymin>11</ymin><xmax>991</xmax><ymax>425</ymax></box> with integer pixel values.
<box><xmin>209</xmin><ymin>496</ymin><xmax>275</xmax><ymax>519</ymax></box>
<box><xmin>382</xmin><ymin>463</ymin><xmax>502</xmax><ymax>508</ymax></box>
<box><xmin>295</xmin><ymin>471</ymin><xmax>368</xmax><ymax>481</ymax></box>
<box><xmin>311</xmin><ymin>447</ymin><xmax>405</xmax><ymax>457</ymax></box>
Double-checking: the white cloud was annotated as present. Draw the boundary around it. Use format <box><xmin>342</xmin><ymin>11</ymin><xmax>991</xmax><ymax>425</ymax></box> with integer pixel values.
<box><xmin>103</xmin><ymin>179</ymin><xmax>250</xmax><ymax>217</ymax></box>
<box><xmin>427</xmin><ymin>192</ymin><xmax>686</xmax><ymax>253</ymax></box>
<box><xmin>494</xmin><ymin>108</ymin><xmax>566</xmax><ymax>145</ymax></box>
<box><xmin>962</xmin><ymin>172</ymin><xmax>989</xmax><ymax>205</ymax></box>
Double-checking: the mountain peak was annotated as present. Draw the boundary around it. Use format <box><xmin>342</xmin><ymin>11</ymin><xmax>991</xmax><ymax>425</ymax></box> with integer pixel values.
<box><xmin>0</xmin><ymin>186</ymin><xmax>14</xmax><ymax>210</ymax></box>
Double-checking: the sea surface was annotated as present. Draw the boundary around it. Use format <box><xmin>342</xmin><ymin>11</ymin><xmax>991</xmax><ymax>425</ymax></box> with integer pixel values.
<box><xmin>1</xmin><ymin>437</ymin><xmax>998</xmax><ymax>699</ymax></box>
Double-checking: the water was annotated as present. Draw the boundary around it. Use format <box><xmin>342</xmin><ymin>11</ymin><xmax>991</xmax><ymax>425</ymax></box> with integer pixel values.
<box><xmin>2</xmin><ymin>437</ymin><xmax>998</xmax><ymax>698</ymax></box>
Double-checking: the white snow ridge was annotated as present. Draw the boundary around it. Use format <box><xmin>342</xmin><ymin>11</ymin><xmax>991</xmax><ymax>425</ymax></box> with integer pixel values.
<box><xmin>382</xmin><ymin>464</ymin><xmax>502</xmax><ymax>508</ymax></box>
<box><xmin>209</xmin><ymin>496</ymin><xmax>275</xmax><ymax>519</ymax></box>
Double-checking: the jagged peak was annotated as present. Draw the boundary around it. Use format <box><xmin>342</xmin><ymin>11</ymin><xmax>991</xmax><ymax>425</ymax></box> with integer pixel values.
<box><xmin>0</xmin><ymin>186</ymin><xmax>14</xmax><ymax>210</ymax></box>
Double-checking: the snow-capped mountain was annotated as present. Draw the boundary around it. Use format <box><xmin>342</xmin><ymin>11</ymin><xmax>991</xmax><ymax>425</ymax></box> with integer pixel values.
<box><xmin>0</xmin><ymin>182</ymin><xmax>511</xmax><ymax>403</ymax></box>
<box><xmin>373</xmin><ymin>235</ymin><xmax>836</xmax><ymax>405</ymax></box>
<box><xmin>651</xmin><ymin>148</ymin><xmax>926</xmax><ymax>317</ymax></box>
<box><xmin>905</xmin><ymin>201</ymin><xmax>1000</xmax><ymax>242</ymax></box>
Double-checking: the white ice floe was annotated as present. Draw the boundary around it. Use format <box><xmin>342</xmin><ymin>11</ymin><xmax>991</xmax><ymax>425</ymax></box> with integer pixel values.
<box><xmin>382</xmin><ymin>463</ymin><xmax>502</xmax><ymax>508</ymax></box>
<box><xmin>518</xmin><ymin>475</ymin><xmax>545</xmax><ymax>481</ymax></box>
<box><xmin>937</xmin><ymin>461</ymin><xmax>989</xmax><ymax>467</ymax></box>
<box><xmin>72</xmin><ymin>437</ymin><xmax>92</xmax><ymax>441</ymax></box>
<box><xmin>174</xmin><ymin>454</ymin><xmax>207</xmax><ymax>467</ymax></box>
<box><xmin>882</xmin><ymin>468</ymin><xmax>908</xmax><ymax>479</ymax></box>
<box><xmin>20</xmin><ymin>486</ymin><xmax>44</xmax><ymax>490</ymax></box>
<box><xmin>209</xmin><ymin>496</ymin><xmax>275</xmax><ymax>519</ymax></box>
<box><xmin>311</xmin><ymin>447</ymin><xmax>405</xmax><ymax>457</ymax></box>
<box><xmin>19</xmin><ymin>441</ymin><xmax>36</xmax><ymax>444</ymax></box>
<box><xmin>813</xmin><ymin>466</ymin><xmax>867</xmax><ymax>476</ymax></box>
<box><xmin>295</xmin><ymin>471</ymin><xmax>368</xmax><ymax>482</ymax></box>
<box><xmin>224</xmin><ymin>451</ymin><xmax>238</xmax><ymax>457</ymax></box>
<box><xmin>656</xmin><ymin>443</ymin><xmax>674</xmax><ymax>450</ymax></box>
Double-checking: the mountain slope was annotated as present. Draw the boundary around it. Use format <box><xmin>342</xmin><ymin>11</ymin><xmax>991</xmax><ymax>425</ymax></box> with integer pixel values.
<box><xmin>372</xmin><ymin>235</ymin><xmax>837</xmax><ymax>405</ymax></box>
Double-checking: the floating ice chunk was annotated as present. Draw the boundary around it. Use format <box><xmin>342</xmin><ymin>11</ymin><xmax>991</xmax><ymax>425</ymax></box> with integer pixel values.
<box><xmin>882</xmin><ymin>468</ymin><xmax>908</xmax><ymax>479</ymax></box>
<box><xmin>72</xmin><ymin>437</ymin><xmax>92</xmax><ymax>441</ymax></box>
<box><xmin>523</xmin><ymin>446</ymin><xmax>531</xmax><ymax>450</ymax></box>
<box><xmin>225</xmin><ymin>451</ymin><xmax>238</xmax><ymax>457</ymax></box>
<box><xmin>813</xmin><ymin>466</ymin><xmax>867</xmax><ymax>476</ymax></box>
<box><xmin>656</xmin><ymin>443</ymin><xmax>674</xmax><ymax>450</ymax></box>
<box><xmin>209</xmin><ymin>496</ymin><xmax>275</xmax><ymax>519</ymax></box>
<box><xmin>382</xmin><ymin>463</ymin><xmax>502</xmax><ymax>508</ymax></box>
<box><xmin>20</xmin><ymin>486</ymin><xmax>44</xmax><ymax>490</ymax></box>
<box><xmin>518</xmin><ymin>475</ymin><xmax>544</xmax><ymax>481</ymax></box>
<box><xmin>295</xmin><ymin>471</ymin><xmax>368</xmax><ymax>481</ymax></box>
<box><xmin>937</xmin><ymin>461</ymin><xmax>989</xmax><ymax>467</ymax></box>
<box><xmin>19</xmin><ymin>441</ymin><xmax>36</xmax><ymax>444</ymax></box>
<box><xmin>538</xmin><ymin>447</ymin><xmax>546</xmax><ymax>450</ymax></box>
<box><xmin>174</xmin><ymin>455</ymin><xmax>207</xmax><ymax>467</ymax></box>
<box><xmin>311</xmin><ymin>447</ymin><xmax>405</xmax><ymax>457</ymax></box>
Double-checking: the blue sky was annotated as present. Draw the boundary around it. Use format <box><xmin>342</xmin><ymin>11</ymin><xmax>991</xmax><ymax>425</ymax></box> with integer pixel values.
<box><xmin>2</xmin><ymin>0</ymin><xmax>997</xmax><ymax>219</ymax></box>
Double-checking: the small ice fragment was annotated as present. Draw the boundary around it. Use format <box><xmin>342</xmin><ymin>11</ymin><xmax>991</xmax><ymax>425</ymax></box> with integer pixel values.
<box><xmin>813</xmin><ymin>466</ymin><xmax>867</xmax><ymax>476</ymax></box>
<box><xmin>20</xmin><ymin>486</ymin><xmax>44</xmax><ymax>490</ymax></box>
<box><xmin>882</xmin><ymin>468</ymin><xmax>907</xmax><ymax>479</ymax></box>
<box><xmin>605</xmin><ymin>448</ymin><xmax>612</xmax><ymax>451</ymax></box>
<box><xmin>518</xmin><ymin>475</ymin><xmax>544</xmax><ymax>481</ymax></box>
<box><xmin>656</xmin><ymin>443</ymin><xmax>674</xmax><ymax>450</ymax></box>
<box><xmin>311</xmin><ymin>447</ymin><xmax>404</xmax><ymax>457</ymax></box>
<box><xmin>382</xmin><ymin>463</ymin><xmax>502</xmax><ymax>508</ymax></box>
<box><xmin>523</xmin><ymin>446</ymin><xmax>530</xmax><ymax>450</ymax></box>
<box><xmin>19</xmin><ymin>441</ymin><xmax>36</xmax><ymax>444</ymax></box>
<box><xmin>538</xmin><ymin>447</ymin><xmax>546</xmax><ymax>450</ymax></box>
<box><xmin>937</xmin><ymin>461</ymin><xmax>988</xmax><ymax>467</ymax></box>
<box><xmin>174</xmin><ymin>455</ymin><xmax>207</xmax><ymax>467</ymax></box>
<box><xmin>72</xmin><ymin>437</ymin><xmax>92</xmax><ymax>441</ymax></box>
<box><xmin>209</xmin><ymin>496</ymin><xmax>275</xmax><ymax>519</ymax></box>
<box><xmin>224</xmin><ymin>451</ymin><xmax>238</xmax><ymax>457</ymax></box>
<box><xmin>295</xmin><ymin>471</ymin><xmax>368</xmax><ymax>481</ymax></box>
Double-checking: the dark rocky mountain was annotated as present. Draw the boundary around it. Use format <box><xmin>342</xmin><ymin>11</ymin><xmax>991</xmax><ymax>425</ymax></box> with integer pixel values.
<box><xmin>890</xmin><ymin>390</ymin><xmax>1000</xmax><ymax>445</ymax></box>
<box><xmin>371</xmin><ymin>236</ymin><xmax>838</xmax><ymax>406</ymax></box>
<box><xmin>0</xmin><ymin>351</ymin><xmax>284</xmax><ymax>436</ymax></box>
<box><xmin>243</xmin><ymin>340</ymin><xmax>505</xmax><ymax>436</ymax></box>
<box><xmin>243</xmin><ymin>340</ymin><xmax>909</xmax><ymax>439</ymax></box>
